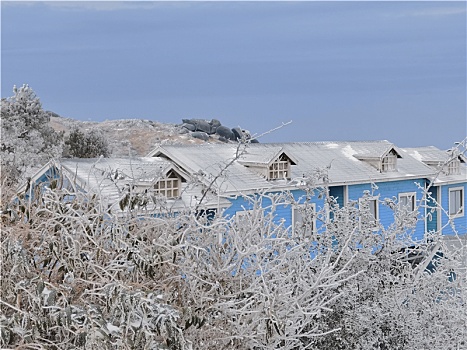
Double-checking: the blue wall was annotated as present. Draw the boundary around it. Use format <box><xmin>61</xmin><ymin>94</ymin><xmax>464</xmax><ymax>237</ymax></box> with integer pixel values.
<box><xmin>25</xmin><ymin>167</ymin><xmax>60</xmax><ymax>199</ymax></box>
<box><xmin>222</xmin><ymin>179</ymin><xmax>434</xmax><ymax>241</ymax></box>
<box><xmin>347</xmin><ymin>179</ymin><xmax>427</xmax><ymax>241</ymax></box>
<box><xmin>222</xmin><ymin>189</ymin><xmax>326</xmax><ymax>231</ymax></box>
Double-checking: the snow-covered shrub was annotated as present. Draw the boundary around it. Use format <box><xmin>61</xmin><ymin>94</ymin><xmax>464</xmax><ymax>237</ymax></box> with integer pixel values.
<box><xmin>1</xmin><ymin>84</ymin><xmax>63</xmax><ymax>189</ymax></box>
<box><xmin>64</xmin><ymin>127</ymin><xmax>110</xmax><ymax>158</ymax></box>
<box><xmin>1</xmin><ymin>124</ymin><xmax>466</xmax><ymax>349</ymax></box>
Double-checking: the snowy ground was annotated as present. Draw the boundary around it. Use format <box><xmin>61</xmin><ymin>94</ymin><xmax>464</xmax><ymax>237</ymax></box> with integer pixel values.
<box><xmin>49</xmin><ymin>116</ymin><xmax>223</xmax><ymax>157</ymax></box>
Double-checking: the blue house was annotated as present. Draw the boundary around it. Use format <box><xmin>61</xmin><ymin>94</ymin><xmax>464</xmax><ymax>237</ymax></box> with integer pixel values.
<box><xmin>22</xmin><ymin>140</ymin><xmax>466</xmax><ymax>245</ymax></box>
<box><xmin>17</xmin><ymin>157</ymin><xmax>231</xmax><ymax>215</ymax></box>
<box><xmin>146</xmin><ymin>140</ymin><xmax>466</xmax><ymax>243</ymax></box>
<box><xmin>403</xmin><ymin>146</ymin><xmax>467</xmax><ymax>250</ymax></box>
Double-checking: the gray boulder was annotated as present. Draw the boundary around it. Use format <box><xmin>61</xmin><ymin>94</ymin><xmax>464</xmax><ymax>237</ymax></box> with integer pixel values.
<box><xmin>191</xmin><ymin>131</ymin><xmax>209</xmax><ymax>141</ymax></box>
<box><xmin>194</xmin><ymin>119</ymin><xmax>212</xmax><ymax>134</ymax></box>
<box><xmin>181</xmin><ymin>123</ymin><xmax>196</xmax><ymax>132</ymax></box>
<box><xmin>182</xmin><ymin>118</ymin><xmax>195</xmax><ymax>125</ymax></box>
<box><xmin>216</xmin><ymin>125</ymin><xmax>235</xmax><ymax>140</ymax></box>
<box><xmin>231</xmin><ymin>127</ymin><xmax>244</xmax><ymax>141</ymax></box>
<box><xmin>210</xmin><ymin>118</ymin><xmax>221</xmax><ymax>128</ymax></box>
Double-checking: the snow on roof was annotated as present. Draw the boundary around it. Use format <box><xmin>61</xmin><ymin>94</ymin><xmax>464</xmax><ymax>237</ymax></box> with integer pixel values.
<box><xmin>404</xmin><ymin>146</ymin><xmax>465</xmax><ymax>163</ymax></box>
<box><xmin>152</xmin><ymin>141</ymin><xmax>436</xmax><ymax>193</ymax></box>
<box><xmin>402</xmin><ymin>146</ymin><xmax>467</xmax><ymax>184</ymax></box>
<box><xmin>58</xmin><ymin>157</ymin><xmax>175</xmax><ymax>206</ymax></box>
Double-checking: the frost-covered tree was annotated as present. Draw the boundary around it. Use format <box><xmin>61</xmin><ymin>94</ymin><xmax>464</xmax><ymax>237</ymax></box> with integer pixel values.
<box><xmin>0</xmin><ymin>170</ymin><xmax>359</xmax><ymax>349</ymax></box>
<box><xmin>1</xmin><ymin>84</ymin><xmax>63</xmax><ymax>189</ymax></box>
<box><xmin>64</xmin><ymin>127</ymin><xmax>110</xmax><ymax>158</ymax></box>
<box><xmin>310</xmin><ymin>194</ymin><xmax>466</xmax><ymax>349</ymax></box>
<box><xmin>1</xmin><ymin>140</ymin><xmax>466</xmax><ymax>349</ymax></box>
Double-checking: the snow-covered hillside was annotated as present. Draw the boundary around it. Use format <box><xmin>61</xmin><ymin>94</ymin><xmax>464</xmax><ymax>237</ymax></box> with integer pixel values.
<box><xmin>49</xmin><ymin>116</ymin><xmax>223</xmax><ymax>157</ymax></box>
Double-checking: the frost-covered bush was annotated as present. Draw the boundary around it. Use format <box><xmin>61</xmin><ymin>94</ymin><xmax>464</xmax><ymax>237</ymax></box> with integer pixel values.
<box><xmin>64</xmin><ymin>127</ymin><xmax>110</xmax><ymax>158</ymax></box>
<box><xmin>1</xmin><ymin>136</ymin><xmax>466</xmax><ymax>349</ymax></box>
<box><xmin>0</xmin><ymin>172</ymin><xmax>360</xmax><ymax>349</ymax></box>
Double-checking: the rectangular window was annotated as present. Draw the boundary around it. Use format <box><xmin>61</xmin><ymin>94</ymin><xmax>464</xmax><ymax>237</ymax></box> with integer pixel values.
<box><xmin>234</xmin><ymin>210</ymin><xmax>256</xmax><ymax>229</ymax></box>
<box><xmin>154</xmin><ymin>171</ymin><xmax>180</xmax><ymax>199</ymax></box>
<box><xmin>268</xmin><ymin>154</ymin><xmax>290</xmax><ymax>180</ymax></box>
<box><xmin>447</xmin><ymin>160</ymin><xmax>460</xmax><ymax>175</ymax></box>
<box><xmin>269</xmin><ymin>160</ymin><xmax>289</xmax><ymax>180</ymax></box>
<box><xmin>449</xmin><ymin>187</ymin><xmax>464</xmax><ymax>217</ymax></box>
<box><xmin>399</xmin><ymin>192</ymin><xmax>416</xmax><ymax>212</ymax></box>
<box><xmin>292</xmin><ymin>204</ymin><xmax>316</xmax><ymax>237</ymax></box>
<box><xmin>381</xmin><ymin>155</ymin><xmax>397</xmax><ymax>172</ymax></box>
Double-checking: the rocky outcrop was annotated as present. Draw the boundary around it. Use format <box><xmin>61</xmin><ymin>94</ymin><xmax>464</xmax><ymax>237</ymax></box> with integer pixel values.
<box><xmin>179</xmin><ymin>118</ymin><xmax>258</xmax><ymax>143</ymax></box>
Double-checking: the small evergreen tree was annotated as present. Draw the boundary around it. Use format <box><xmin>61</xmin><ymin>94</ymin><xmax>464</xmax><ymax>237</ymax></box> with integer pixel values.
<box><xmin>64</xmin><ymin>127</ymin><xmax>110</xmax><ymax>158</ymax></box>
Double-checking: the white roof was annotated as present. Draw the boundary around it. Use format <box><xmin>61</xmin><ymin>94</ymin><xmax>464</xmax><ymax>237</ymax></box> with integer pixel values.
<box><xmin>24</xmin><ymin>141</ymin><xmax>464</xmax><ymax>212</ymax></box>
<box><xmin>403</xmin><ymin>146</ymin><xmax>467</xmax><ymax>185</ymax></box>
<box><xmin>148</xmin><ymin>141</ymin><xmax>437</xmax><ymax>194</ymax></box>
<box><xmin>28</xmin><ymin>157</ymin><xmax>230</xmax><ymax>214</ymax></box>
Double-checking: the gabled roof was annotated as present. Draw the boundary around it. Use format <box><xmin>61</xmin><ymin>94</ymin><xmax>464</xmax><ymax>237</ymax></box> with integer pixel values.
<box><xmin>147</xmin><ymin>141</ymin><xmax>436</xmax><ymax>194</ymax></box>
<box><xmin>20</xmin><ymin>157</ymin><xmax>231</xmax><ymax>213</ymax></box>
<box><xmin>237</xmin><ymin>147</ymin><xmax>298</xmax><ymax>167</ymax></box>
<box><xmin>402</xmin><ymin>146</ymin><xmax>467</xmax><ymax>185</ymax></box>
<box><xmin>149</xmin><ymin>144</ymin><xmax>274</xmax><ymax>194</ymax></box>
<box><xmin>350</xmin><ymin>142</ymin><xmax>403</xmax><ymax>161</ymax></box>
<box><xmin>55</xmin><ymin>157</ymin><xmax>180</xmax><ymax>207</ymax></box>
<box><xmin>60</xmin><ymin>157</ymin><xmax>178</xmax><ymax>185</ymax></box>
<box><xmin>403</xmin><ymin>146</ymin><xmax>467</xmax><ymax>164</ymax></box>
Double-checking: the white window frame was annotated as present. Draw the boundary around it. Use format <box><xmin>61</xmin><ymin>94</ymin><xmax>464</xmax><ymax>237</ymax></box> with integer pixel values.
<box><xmin>449</xmin><ymin>187</ymin><xmax>464</xmax><ymax>218</ymax></box>
<box><xmin>292</xmin><ymin>203</ymin><xmax>316</xmax><ymax>236</ymax></box>
<box><xmin>381</xmin><ymin>153</ymin><xmax>397</xmax><ymax>172</ymax></box>
<box><xmin>446</xmin><ymin>159</ymin><xmax>460</xmax><ymax>175</ymax></box>
<box><xmin>268</xmin><ymin>154</ymin><xmax>290</xmax><ymax>180</ymax></box>
<box><xmin>359</xmin><ymin>196</ymin><xmax>379</xmax><ymax>230</ymax></box>
<box><xmin>398</xmin><ymin>192</ymin><xmax>416</xmax><ymax>212</ymax></box>
<box><xmin>234</xmin><ymin>209</ymin><xmax>256</xmax><ymax>229</ymax></box>
<box><xmin>154</xmin><ymin>171</ymin><xmax>181</xmax><ymax>199</ymax></box>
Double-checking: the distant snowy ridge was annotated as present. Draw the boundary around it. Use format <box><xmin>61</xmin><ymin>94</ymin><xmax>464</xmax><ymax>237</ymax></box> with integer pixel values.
<box><xmin>48</xmin><ymin>114</ymin><xmax>226</xmax><ymax>157</ymax></box>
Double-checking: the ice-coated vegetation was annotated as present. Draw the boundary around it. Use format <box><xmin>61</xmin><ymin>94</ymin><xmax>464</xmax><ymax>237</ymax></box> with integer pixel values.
<box><xmin>1</xmin><ymin>86</ymin><xmax>466</xmax><ymax>349</ymax></box>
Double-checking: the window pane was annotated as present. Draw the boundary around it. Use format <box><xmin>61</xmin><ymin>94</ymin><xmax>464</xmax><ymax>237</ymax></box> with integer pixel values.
<box><xmin>369</xmin><ymin>200</ymin><xmax>377</xmax><ymax>221</ymax></box>
<box><xmin>400</xmin><ymin>194</ymin><xmax>415</xmax><ymax>211</ymax></box>
<box><xmin>450</xmin><ymin>189</ymin><xmax>462</xmax><ymax>215</ymax></box>
<box><xmin>293</xmin><ymin>206</ymin><xmax>314</xmax><ymax>235</ymax></box>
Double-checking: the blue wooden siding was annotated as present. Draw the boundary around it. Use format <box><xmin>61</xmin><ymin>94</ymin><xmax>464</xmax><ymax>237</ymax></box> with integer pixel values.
<box><xmin>25</xmin><ymin>167</ymin><xmax>60</xmax><ymax>199</ymax></box>
<box><xmin>426</xmin><ymin>184</ymin><xmax>439</xmax><ymax>233</ymax></box>
<box><xmin>347</xmin><ymin>179</ymin><xmax>427</xmax><ymax>241</ymax></box>
<box><xmin>439</xmin><ymin>183</ymin><xmax>467</xmax><ymax>236</ymax></box>
<box><xmin>222</xmin><ymin>189</ymin><xmax>326</xmax><ymax>231</ymax></box>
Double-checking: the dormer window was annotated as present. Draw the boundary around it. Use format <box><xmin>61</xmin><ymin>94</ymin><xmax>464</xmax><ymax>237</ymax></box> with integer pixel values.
<box><xmin>154</xmin><ymin>170</ymin><xmax>181</xmax><ymax>199</ymax></box>
<box><xmin>381</xmin><ymin>151</ymin><xmax>397</xmax><ymax>172</ymax></box>
<box><xmin>446</xmin><ymin>159</ymin><xmax>460</xmax><ymax>175</ymax></box>
<box><xmin>268</xmin><ymin>154</ymin><xmax>290</xmax><ymax>180</ymax></box>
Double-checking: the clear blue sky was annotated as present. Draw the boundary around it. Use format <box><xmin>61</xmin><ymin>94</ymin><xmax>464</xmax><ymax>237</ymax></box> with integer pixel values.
<box><xmin>1</xmin><ymin>1</ymin><xmax>466</xmax><ymax>149</ymax></box>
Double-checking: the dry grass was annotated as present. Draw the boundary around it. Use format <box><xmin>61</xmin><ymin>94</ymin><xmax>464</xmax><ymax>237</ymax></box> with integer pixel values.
<box><xmin>49</xmin><ymin>116</ymin><xmax>221</xmax><ymax>157</ymax></box>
